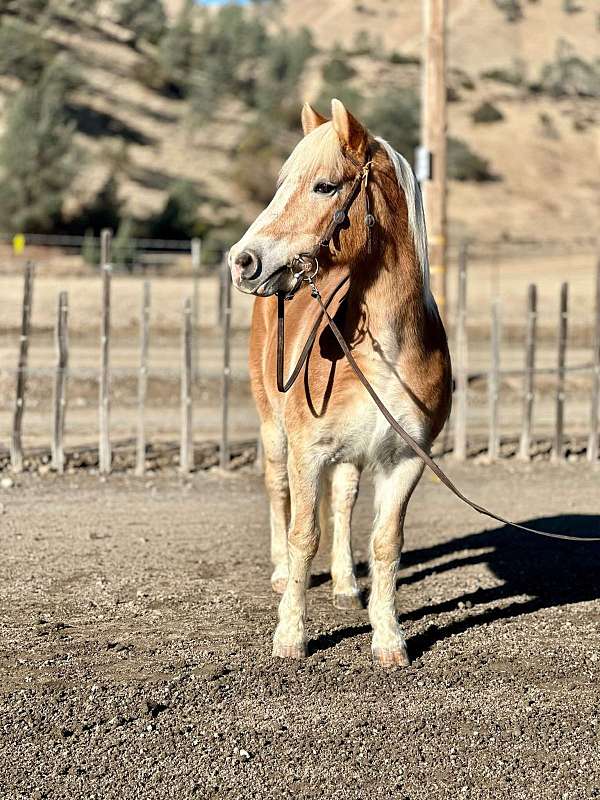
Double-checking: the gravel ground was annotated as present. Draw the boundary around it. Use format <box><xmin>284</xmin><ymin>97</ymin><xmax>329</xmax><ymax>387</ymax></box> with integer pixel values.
<box><xmin>0</xmin><ymin>462</ymin><xmax>599</xmax><ymax>799</ymax></box>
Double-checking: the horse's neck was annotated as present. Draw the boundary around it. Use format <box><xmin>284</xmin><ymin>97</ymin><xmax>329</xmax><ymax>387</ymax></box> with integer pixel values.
<box><xmin>349</xmin><ymin>243</ymin><xmax>430</xmax><ymax>350</ymax></box>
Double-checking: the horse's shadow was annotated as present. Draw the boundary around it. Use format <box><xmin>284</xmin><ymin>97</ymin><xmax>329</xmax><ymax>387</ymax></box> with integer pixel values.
<box><xmin>309</xmin><ymin>515</ymin><xmax>600</xmax><ymax>659</ymax></box>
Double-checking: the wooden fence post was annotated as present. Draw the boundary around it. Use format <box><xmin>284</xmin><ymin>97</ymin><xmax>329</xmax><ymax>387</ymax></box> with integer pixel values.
<box><xmin>518</xmin><ymin>284</ymin><xmax>537</xmax><ymax>461</ymax></box>
<box><xmin>99</xmin><ymin>229</ymin><xmax>112</xmax><ymax>475</ymax></box>
<box><xmin>135</xmin><ymin>281</ymin><xmax>151</xmax><ymax>477</ymax></box>
<box><xmin>587</xmin><ymin>259</ymin><xmax>600</xmax><ymax>463</ymax></box>
<box><xmin>10</xmin><ymin>261</ymin><xmax>34</xmax><ymax>473</ymax></box>
<box><xmin>180</xmin><ymin>297</ymin><xmax>193</xmax><ymax>473</ymax></box>
<box><xmin>487</xmin><ymin>300</ymin><xmax>501</xmax><ymax>461</ymax></box>
<box><xmin>220</xmin><ymin>260</ymin><xmax>232</xmax><ymax>470</ymax></box>
<box><xmin>218</xmin><ymin>251</ymin><xmax>228</xmax><ymax>327</ymax></box>
<box><xmin>51</xmin><ymin>291</ymin><xmax>69</xmax><ymax>473</ymax></box>
<box><xmin>552</xmin><ymin>282</ymin><xmax>568</xmax><ymax>462</ymax></box>
<box><xmin>191</xmin><ymin>238</ymin><xmax>201</xmax><ymax>381</ymax></box>
<box><xmin>453</xmin><ymin>242</ymin><xmax>468</xmax><ymax>461</ymax></box>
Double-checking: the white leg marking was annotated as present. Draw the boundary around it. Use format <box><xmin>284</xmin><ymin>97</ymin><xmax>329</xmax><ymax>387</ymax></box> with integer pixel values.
<box><xmin>262</xmin><ymin>423</ymin><xmax>290</xmax><ymax>594</ymax></box>
<box><xmin>330</xmin><ymin>463</ymin><xmax>362</xmax><ymax>609</ymax></box>
<box><xmin>369</xmin><ymin>457</ymin><xmax>424</xmax><ymax>666</ymax></box>
<box><xmin>273</xmin><ymin>449</ymin><xmax>321</xmax><ymax>659</ymax></box>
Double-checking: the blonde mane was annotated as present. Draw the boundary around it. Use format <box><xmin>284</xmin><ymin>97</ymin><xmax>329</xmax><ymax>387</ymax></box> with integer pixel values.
<box><xmin>375</xmin><ymin>136</ymin><xmax>433</xmax><ymax>306</ymax></box>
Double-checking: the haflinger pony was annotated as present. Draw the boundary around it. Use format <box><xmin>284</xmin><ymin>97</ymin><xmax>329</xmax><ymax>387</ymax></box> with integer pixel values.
<box><xmin>229</xmin><ymin>99</ymin><xmax>451</xmax><ymax>667</ymax></box>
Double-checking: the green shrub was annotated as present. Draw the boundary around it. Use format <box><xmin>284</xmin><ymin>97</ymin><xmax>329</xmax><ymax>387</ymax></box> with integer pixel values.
<box><xmin>254</xmin><ymin>27</ymin><xmax>316</xmax><ymax>129</ymax></box>
<box><xmin>0</xmin><ymin>18</ymin><xmax>58</xmax><ymax>82</ymax></box>
<box><xmin>537</xmin><ymin>41</ymin><xmax>600</xmax><ymax>98</ymax></box>
<box><xmin>366</xmin><ymin>87</ymin><xmax>420</xmax><ymax>158</ymax></box>
<box><xmin>0</xmin><ymin>58</ymin><xmax>80</xmax><ymax>233</ymax></box>
<box><xmin>352</xmin><ymin>30</ymin><xmax>373</xmax><ymax>56</ymax></box>
<box><xmin>114</xmin><ymin>0</ymin><xmax>166</xmax><ymax>45</ymax></box>
<box><xmin>113</xmin><ymin>218</ymin><xmax>137</xmax><ymax>272</ymax></box>
<box><xmin>480</xmin><ymin>66</ymin><xmax>524</xmax><ymax>86</ymax></box>
<box><xmin>159</xmin><ymin>0</ymin><xmax>195</xmax><ymax>92</ymax></box>
<box><xmin>448</xmin><ymin>137</ymin><xmax>496</xmax><ymax>182</ymax></box>
<box><xmin>322</xmin><ymin>45</ymin><xmax>356</xmax><ymax>84</ymax></box>
<box><xmin>147</xmin><ymin>181</ymin><xmax>209</xmax><ymax>240</ymax></box>
<box><xmin>472</xmin><ymin>101</ymin><xmax>504</xmax><ymax>123</ymax></box>
<box><xmin>229</xmin><ymin>123</ymin><xmax>283</xmax><ymax>206</ymax></box>
<box><xmin>75</xmin><ymin>173</ymin><xmax>122</xmax><ymax>235</ymax></box>
<box><xmin>492</xmin><ymin>0</ymin><xmax>523</xmax><ymax>22</ymax></box>
<box><xmin>388</xmin><ymin>51</ymin><xmax>420</xmax><ymax>66</ymax></box>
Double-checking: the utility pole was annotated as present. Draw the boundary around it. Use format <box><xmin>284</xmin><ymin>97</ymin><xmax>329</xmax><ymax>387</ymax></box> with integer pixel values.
<box><xmin>421</xmin><ymin>0</ymin><xmax>448</xmax><ymax>317</ymax></box>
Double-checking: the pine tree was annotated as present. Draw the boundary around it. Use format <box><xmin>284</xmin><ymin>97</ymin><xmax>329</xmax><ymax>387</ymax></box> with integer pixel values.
<box><xmin>0</xmin><ymin>17</ymin><xmax>57</xmax><ymax>83</ymax></box>
<box><xmin>77</xmin><ymin>173</ymin><xmax>122</xmax><ymax>234</ymax></box>
<box><xmin>159</xmin><ymin>0</ymin><xmax>195</xmax><ymax>89</ymax></box>
<box><xmin>148</xmin><ymin>181</ymin><xmax>205</xmax><ymax>240</ymax></box>
<box><xmin>0</xmin><ymin>58</ymin><xmax>80</xmax><ymax>233</ymax></box>
<box><xmin>115</xmin><ymin>0</ymin><xmax>166</xmax><ymax>45</ymax></box>
<box><xmin>113</xmin><ymin>218</ymin><xmax>137</xmax><ymax>272</ymax></box>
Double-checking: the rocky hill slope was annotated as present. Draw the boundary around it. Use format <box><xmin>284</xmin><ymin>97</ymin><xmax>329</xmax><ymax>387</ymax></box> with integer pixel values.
<box><xmin>0</xmin><ymin>0</ymin><xmax>597</xmax><ymax>249</ymax></box>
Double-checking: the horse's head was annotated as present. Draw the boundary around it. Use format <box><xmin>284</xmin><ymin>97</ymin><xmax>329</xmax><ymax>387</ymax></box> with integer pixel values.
<box><xmin>229</xmin><ymin>99</ymin><xmax>381</xmax><ymax>297</ymax></box>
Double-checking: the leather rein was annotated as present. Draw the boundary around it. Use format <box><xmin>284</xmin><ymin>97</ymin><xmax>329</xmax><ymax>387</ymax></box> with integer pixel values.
<box><xmin>274</xmin><ymin>149</ymin><xmax>600</xmax><ymax>543</ymax></box>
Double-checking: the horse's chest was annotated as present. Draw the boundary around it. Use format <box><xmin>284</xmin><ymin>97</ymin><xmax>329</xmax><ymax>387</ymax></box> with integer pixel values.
<box><xmin>314</xmin><ymin>362</ymin><xmax>425</xmax><ymax>469</ymax></box>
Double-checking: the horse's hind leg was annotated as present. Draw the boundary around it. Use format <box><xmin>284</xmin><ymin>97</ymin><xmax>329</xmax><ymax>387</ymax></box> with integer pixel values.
<box><xmin>261</xmin><ymin>421</ymin><xmax>290</xmax><ymax>594</ymax></box>
<box><xmin>369</xmin><ymin>456</ymin><xmax>424</xmax><ymax>667</ymax></box>
<box><xmin>330</xmin><ymin>463</ymin><xmax>362</xmax><ymax>610</ymax></box>
<box><xmin>273</xmin><ymin>446</ymin><xmax>322</xmax><ymax>659</ymax></box>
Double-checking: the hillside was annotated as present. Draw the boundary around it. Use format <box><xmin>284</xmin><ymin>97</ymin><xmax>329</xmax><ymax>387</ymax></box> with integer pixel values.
<box><xmin>0</xmin><ymin>0</ymin><xmax>598</xmax><ymax>251</ymax></box>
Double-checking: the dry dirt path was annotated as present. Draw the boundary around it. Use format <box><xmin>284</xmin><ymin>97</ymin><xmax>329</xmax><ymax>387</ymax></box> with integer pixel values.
<box><xmin>0</xmin><ymin>463</ymin><xmax>599</xmax><ymax>799</ymax></box>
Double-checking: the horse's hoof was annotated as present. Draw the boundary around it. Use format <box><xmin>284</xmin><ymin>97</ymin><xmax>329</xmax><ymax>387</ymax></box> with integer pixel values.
<box><xmin>333</xmin><ymin>592</ymin><xmax>363</xmax><ymax>610</ymax></box>
<box><xmin>272</xmin><ymin>641</ymin><xmax>306</xmax><ymax>660</ymax></box>
<box><xmin>271</xmin><ymin>577</ymin><xmax>288</xmax><ymax>595</ymax></box>
<box><xmin>372</xmin><ymin>646</ymin><xmax>411</xmax><ymax>668</ymax></box>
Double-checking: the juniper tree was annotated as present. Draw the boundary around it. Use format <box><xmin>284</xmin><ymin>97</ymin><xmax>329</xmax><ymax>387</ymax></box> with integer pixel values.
<box><xmin>115</xmin><ymin>0</ymin><xmax>166</xmax><ymax>45</ymax></box>
<box><xmin>159</xmin><ymin>0</ymin><xmax>195</xmax><ymax>90</ymax></box>
<box><xmin>0</xmin><ymin>58</ymin><xmax>80</xmax><ymax>232</ymax></box>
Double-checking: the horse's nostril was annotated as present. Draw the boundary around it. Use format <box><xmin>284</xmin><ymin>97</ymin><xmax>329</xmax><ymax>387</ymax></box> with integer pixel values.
<box><xmin>235</xmin><ymin>250</ymin><xmax>261</xmax><ymax>280</ymax></box>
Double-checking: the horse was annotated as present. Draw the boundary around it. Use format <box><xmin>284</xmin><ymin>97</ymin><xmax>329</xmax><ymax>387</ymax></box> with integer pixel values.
<box><xmin>228</xmin><ymin>99</ymin><xmax>452</xmax><ymax>666</ymax></box>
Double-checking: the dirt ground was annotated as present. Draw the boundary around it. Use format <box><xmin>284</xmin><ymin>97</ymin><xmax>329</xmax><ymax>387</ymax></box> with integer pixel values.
<box><xmin>1</xmin><ymin>461</ymin><xmax>599</xmax><ymax>799</ymax></box>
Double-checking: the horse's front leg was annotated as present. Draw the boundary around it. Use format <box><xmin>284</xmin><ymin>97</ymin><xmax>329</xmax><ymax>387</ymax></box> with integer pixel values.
<box><xmin>272</xmin><ymin>447</ymin><xmax>322</xmax><ymax>659</ymax></box>
<box><xmin>369</xmin><ymin>456</ymin><xmax>424</xmax><ymax>667</ymax></box>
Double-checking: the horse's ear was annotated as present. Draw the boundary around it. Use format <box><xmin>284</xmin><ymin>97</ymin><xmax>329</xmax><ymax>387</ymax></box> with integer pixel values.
<box><xmin>301</xmin><ymin>102</ymin><xmax>328</xmax><ymax>135</ymax></box>
<box><xmin>331</xmin><ymin>98</ymin><xmax>368</xmax><ymax>159</ymax></box>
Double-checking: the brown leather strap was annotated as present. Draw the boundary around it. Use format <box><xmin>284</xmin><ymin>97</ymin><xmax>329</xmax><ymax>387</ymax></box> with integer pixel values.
<box><xmin>277</xmin><ymin>279</ymin><xmax>599</xmax><ymax>543</ymax></box>
<box><xmin>277</xmin><ymin>276</ymin><xmax>349</xmax><ymax>393</ymax></box>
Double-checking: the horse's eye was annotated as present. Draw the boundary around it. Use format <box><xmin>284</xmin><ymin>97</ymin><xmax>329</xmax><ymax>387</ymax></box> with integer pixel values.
<box><xmin>313</xmin><ymin>181</ymin><xmax>337</xmax><ymax>195</ymax></box>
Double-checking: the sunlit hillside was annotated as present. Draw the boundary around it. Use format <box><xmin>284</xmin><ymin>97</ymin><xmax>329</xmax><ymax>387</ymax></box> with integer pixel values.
<box><xmin>0</xmin><ymin>0</ymin><xmax>597</xmax><ymax>250</ymax></box>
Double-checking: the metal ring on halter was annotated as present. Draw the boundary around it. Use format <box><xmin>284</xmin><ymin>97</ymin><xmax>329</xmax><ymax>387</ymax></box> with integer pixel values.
<box><xmin>290</xmin><ymin>253</ymin><xmax>319</xmax><ymax>282</ymax></box>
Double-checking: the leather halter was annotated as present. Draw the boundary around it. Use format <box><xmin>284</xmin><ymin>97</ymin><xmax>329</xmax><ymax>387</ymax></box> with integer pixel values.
<box><xmin>273</xmin><ymin>147</ymin><xmax>600</xmax><ymax>543</ymax></box>
<box><xmin>276</xmin><ymin>147</ymin><xmax>372</xmax><ymax>393</ymax></box>
<box><xmin>282</xmin><ymin>146</ymin><xmax>374</xmax><ymax>302</ymax></box>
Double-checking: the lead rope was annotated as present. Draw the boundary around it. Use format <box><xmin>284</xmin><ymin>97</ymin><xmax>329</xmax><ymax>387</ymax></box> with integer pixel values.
<box><xmin>279</xmin><ymin>273</ymin><xmax>599</xmax><ymax>543</ymax></box>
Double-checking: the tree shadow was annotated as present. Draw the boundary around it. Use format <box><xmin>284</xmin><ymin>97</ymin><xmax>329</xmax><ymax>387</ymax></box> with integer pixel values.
<box><xmin>66</xmin><ymin>104</ymin><xmax>153</xmax><ymax>145</ymax></box>
<box><xmin>309</xmin><ymin>515</ymin><xmax>600</xmax><ymax>659</ymax></box>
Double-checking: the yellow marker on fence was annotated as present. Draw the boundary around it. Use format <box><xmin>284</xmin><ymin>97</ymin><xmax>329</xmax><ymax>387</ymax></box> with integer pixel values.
<box><xmin>12</xmin><ymin>233</ymin><xmax>25</xmax><ymax>255</ymax></box>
